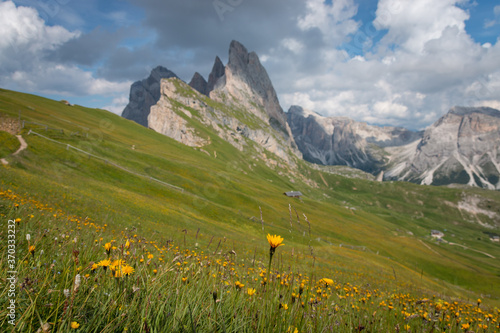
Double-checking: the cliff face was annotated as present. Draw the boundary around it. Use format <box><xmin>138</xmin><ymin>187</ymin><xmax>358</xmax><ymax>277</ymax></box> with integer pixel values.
<box><xmin>210</xmin><ymin>41</ymin><xmax>296</xmax><ymax>146</ymax></box>
<box><xmin>287</xmin><ymin>105</ymin><xmax>421</xmax><ymax>173</ymax></box>
<box><xmin>122</xmin><ymin>66</ymin><xmax>178</xmax><ymax>127</ymax></box>
<box><xmin>385</xmin><ymin>107</ymin><xmax>500</xmax><ymax>189</ymax></box>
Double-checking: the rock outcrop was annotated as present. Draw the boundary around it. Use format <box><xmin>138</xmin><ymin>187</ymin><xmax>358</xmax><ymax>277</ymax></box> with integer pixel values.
<box><xmin>207</xmin><ymin>56</ymin><xmax>225</xmax><ymax>93</ymax></box>
<box><xmin>188</xmin><ymin>72</ymin><xmax>208</xmax><ymax>96</ymax></box>
<box><xmin>385</xmin><ymin>106</ymin><xmax>500</xmax><ymax>189</ymax></box>
<box><xmin>210</xmin><ymin>41</ymin><xmax>293</xmax><ymax>140</ymax></box>
<box><xmin>287</xmin><ymin>105</ymin><xmax>421</xmax><ymax>173</ymax></box>
<box><xmin>122</xmin><ymin>66</ymin><xmax>178</xmax><ymax>127</ymax></box>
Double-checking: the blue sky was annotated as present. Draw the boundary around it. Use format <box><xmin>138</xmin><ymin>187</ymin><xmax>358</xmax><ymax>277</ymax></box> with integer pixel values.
<box><xmin>1</xmin><ymin>0</ymin><xmax>499</xmax><ymax>129</ymax></box>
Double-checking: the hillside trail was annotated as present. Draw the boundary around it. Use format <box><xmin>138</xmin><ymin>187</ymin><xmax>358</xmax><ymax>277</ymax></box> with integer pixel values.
<box><xmin>1</xmin><ymin>135</ymin><xmax>27</xmax><ymax>165</ymax></box>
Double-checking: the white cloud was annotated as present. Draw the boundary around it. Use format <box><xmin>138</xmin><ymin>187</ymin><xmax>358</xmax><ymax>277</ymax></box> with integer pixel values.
<box><xmin>374</xmin><ymin>0</ymin><xmax>469</xmax><ymax>54</ymax></box>
<box><xmin>0</xmin><ymin>1</ymin><xmax>130</xmax><ymax>104</ymax></box>
<box><xmin>271</xmin><ymin>0</ymin><xmax>500</xmax><ymax>129</ymax></box>
<box><xmin>103</xmin><ymin>95</ymin><xmax>130</xmax><ymax>115</ymax></box>
<box><xmin>298</xmin><ymin>0</ymin><xmax>360</xmax><ymax>45</ymax></box>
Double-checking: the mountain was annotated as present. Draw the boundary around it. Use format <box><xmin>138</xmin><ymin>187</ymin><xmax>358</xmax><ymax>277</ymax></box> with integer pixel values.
<box><xmin>147</xmin><ymin>41</ymin><xmax>301</xmax><ymax>165</ymax></box>
<box><xmin>385</xmin><ymin>106</ymin><xmax>500</xmax><ymax>189</ymax></box>
<box><xmin>188</xmin><ymin>72</ymin><xmax>208</xmax><ymax>96</ymax></box>
<box><xmin>210</xmin><ymin>41</ymin><xmax>294</xmax><ymax>141</ymax></box>
<box><xmin>287</xmin><ymin>105</ymin><xmax>421</xmax><ymax>173</ymax></box>
<box><xmin>122</xmin><ymin>66</ymin><xmax>178</xmax><ymax>127</ymax></box>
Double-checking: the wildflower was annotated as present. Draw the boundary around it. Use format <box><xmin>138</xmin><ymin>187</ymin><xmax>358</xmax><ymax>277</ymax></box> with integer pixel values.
<box><xmin>267</xmin><ymin>234</ymin><xmax>284</xmax><ymax>250</ymax></box>
<box><xmin>64</xmin><ymin>289</ymin><xmax>70</xmax><ymax>298</ymax></box>
<box><xmin>26</xmin><ymin>234</ymin><xmax>30</xmax><ymax>241</ymax></box>
<box><xmin>280</xmin><ymin>303</ymin><xmax>288</xmax><ymax>310</ymax></box>
<box><xmin>97</xmin><ymin>259</ymin><xmax>111</xmax><ymax>271</ymax></box>
<box><xmin>247</xmin><ymin>288</ymin><xmax>256</xmax><ymax>296</ymax></box>
<box><xmin>147</xmin><ymin>253</ymin><xmax>154</xmax><ymax>259</ymax></box>
<box><xmin>91</xmin><ymin>263</ymin><xmax>98</xmax><ymax>271</ymax></box>
<box><xmin>153</xmin><ymin>269</ymin><xmax>158</xmax><ymax>274</ymax></box>
<box><xmin>182</xmin><ymin>277</ymin><xmax>188</xmax><ymax>283</ymax></box>
<box><xmin>235</xmin><ymin>281</ymin><xmax>244</xmax><ymax>289</ymax></box>
<box><xmin>70</xmin><ymin>321</ymin><xmax>80</xmax><ymax>329</ymax></box>
<box><xmin>461</xmin><ymin>323</ymin><xmax>470</xmax><ymax>330</ymax></box>
<box><xmin>114</xmin><ymin>269</ymin><xmax>122</xmax><ymax>278</ymax></box>
<box><xmin>319</xmin><ymin>278</ymin><xmax>333</xmax><ymax>286</ymax></box>
<box><xmin>403</xmin><ymin>324</ymin><xmax>410</xmax><ymax>331</ymax></box>
<box><xmin>265</xmin><ymin>234</ymin><xmax>284</xmax><ymax>284</ymax></box>
<box><xmin>125</xmin><ymin>239</ymin><xmax>130</xmax><ymax>249</ymax></box>
<box><xmin>74</xmin><ymin>274</ymin><xmax>81</xmax><ymax>292</ymax></box>
<box><xmin>122</xmin><ymin>265</ymin><xmax>135</xmax><ymax>276</ymax></box>
<box><xmin>29</xmin><ymin>245</ymin><xmax>36</xmax><ymax>257</ymax></box>
<box><xmin>15</xmin><ymin>218</ymin><xmax>21</xmax><ymax>224</ymax></box>
<box><xmin>104</xmin><ymin>243</ymin><xmax>112</xmax><ymax>256</ymax></box>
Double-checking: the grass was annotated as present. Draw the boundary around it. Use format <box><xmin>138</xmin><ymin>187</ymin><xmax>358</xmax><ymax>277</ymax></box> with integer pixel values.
<box><xmin>0</xmin><ymin>131</ymin><xmax>20</xmax><ymax>158</ymax></box>
<box><xmin>0</xmin><ymin>87</ymin><xmax>499</xmax><ymax>331</ymax></box>
<box><xmin>0</xmin><ymin>193</ymin><xmax>498</xmax><ymax>332</ymax></box>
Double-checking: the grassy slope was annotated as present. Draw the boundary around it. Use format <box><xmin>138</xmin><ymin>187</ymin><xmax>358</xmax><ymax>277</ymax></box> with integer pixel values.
<box><xmin>1</xmin><ymin>88</ymin><xmax>500</xmax><ymax>306</ymax></box>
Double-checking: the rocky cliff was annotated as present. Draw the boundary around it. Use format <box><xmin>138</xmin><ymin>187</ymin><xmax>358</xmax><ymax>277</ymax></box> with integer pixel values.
<box><xmin>122</xmin><ymin>66</ymin><xmax>178</xmax><ymax>127</ymax></box>
<box><xmin>210</xmin><ymin>41</ymin><xmax>294</xmax><ymax>142</ymax></box>
<box><xmin>287</xmin><ymin>105</ymin><xmax>421</xmax><ymax>173</ymax></box>
<box><xmin>385</xmin><ymin>106</ymin><xmax>500</xmax><ymax>189</ymax></box>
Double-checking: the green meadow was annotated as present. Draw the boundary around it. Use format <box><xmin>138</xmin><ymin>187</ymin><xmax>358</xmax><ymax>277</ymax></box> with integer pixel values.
<box><xmin>0</xmin><ymin>88</ymin><xmax>499</xmax><ymax>332</ymax></box>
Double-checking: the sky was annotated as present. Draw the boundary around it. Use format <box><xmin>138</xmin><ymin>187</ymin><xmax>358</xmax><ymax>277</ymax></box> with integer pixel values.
<box><xmin>1</xmin><ymin>0</ymin><xmax>499</xmax><ymax>130</ymax></box>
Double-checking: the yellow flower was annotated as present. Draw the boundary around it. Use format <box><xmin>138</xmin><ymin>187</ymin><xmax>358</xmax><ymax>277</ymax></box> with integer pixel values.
<box><xmin>235</xmin><ymin>281</ymin><xmax>244</xmax><ymax>289</ymax></box>
<box><xmin>125</xmin><ymin>239</ymin><xmax>130</xmax><ymax>249</ymax></box>
<box><xmin>147</xmin><ymin>253</ymin><xmax>154</xmax><ymax>259</ymax></box>
<box><xmin>182</xmin><ymin>277</ymin><xmax>188</xmax><ymax>282</ymax></box>
<box><xmin>247</xmin><ymin>288</ymin><xmax>256</xmax><ymax>296</ymax></box>
<box><xmin>280</xmin><ymin>303</ymin><xmax>288</xmax><ymax>310</ymax></box>
<box><xmin>114</xmin><ymin>269</ymin><xmax>122</xmax><ymax>278</ymax></box>
<box><xmin>91</xmin><ymin>263</ymin><xmax>98</xmax><ymax>271</ymax></box>
<box><xmin>267</xmin><ymin>234</ymin><xmax>284</xmax><ymax>249</ymax></box>
<box><xmin>153</xmin><ymin>269</ymin><xmax>158</xmax><ymax>274</ymax></box>
<box><xmin>28</xmin><ymin>245</ymin><xmax>36</xmax><ymax>256</ymax></box>
<box><xmin>97</xmin><ymin>259</ymin><xmax>111</xmax><ymax>270</ymax></box>
<box><xmin>15</xmin><ymin>218</ymin><xmax>21</xmax><ymax>223</ymax></box>
<box><xmin>122</xmin><ymin>265</ymin><xmax>135</xmax><ymax>276</ymax></box>
<box><xmin>319</xmin><ymin>278</ymin><xmax>333</xmax><ymax>286</ymax></box>
<box><xmin>70</xmin><ymin>321</ymin><xmax>80</xmax><ymax>329</ymax></box>
<box><xmin>461</xmin><ymin>323</ymin><xmax>470</xmax><ymax>330</ymax></box>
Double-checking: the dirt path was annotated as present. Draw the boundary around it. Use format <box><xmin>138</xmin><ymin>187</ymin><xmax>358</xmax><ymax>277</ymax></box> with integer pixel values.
<box><xmin>1</xmin><ymin>135</ymin><xmax>27</xmax><ymax>165</ymax></box>
<box><xmin>446</xmin><ymin>242</ymin><xmax>495</xmax><ymax>259</ymax></box>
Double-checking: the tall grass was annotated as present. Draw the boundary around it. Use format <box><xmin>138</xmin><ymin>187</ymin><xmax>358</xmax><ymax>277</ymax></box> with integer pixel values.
<box><xmin>1</xmin><ymin>190</ymin><xmax>498</xmax><ymax>332</ymax></box>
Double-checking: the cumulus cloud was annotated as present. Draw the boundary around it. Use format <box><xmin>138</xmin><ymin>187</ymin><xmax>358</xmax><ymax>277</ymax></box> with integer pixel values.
<box><xmin>0</xmin><ymin>0</ymin><xmax>131</xmax><ymax>111</ymax></box>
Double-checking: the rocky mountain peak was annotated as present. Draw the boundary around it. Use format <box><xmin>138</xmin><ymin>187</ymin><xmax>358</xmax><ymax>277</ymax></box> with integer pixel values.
<box><xmin>385</xmin><ymin>106</ymin><xmax>500</xmax><ymax>189</ymax></box>
<box><xmin>211</xmin><ymin>40</ymin><xmax>290</xmax><ymax>138</ymax></box>
<box><xmin>449</xmin><ymin>106</ymin><xmax>500</xmax><ymax>118</ymax></box>
<box><xmin>122</xmin><ymin>66</ymin><xmax>178</xmax><ymax>127</ymax></box>
<box><xmin>188</xmin><ymin>72</ymin><xmax>208</xmax><ymax>96</ymax></box>
<box><xmin>207</xmin><ymin>56</ymin><xmax>225</xmax><ymax>93</ymax></box>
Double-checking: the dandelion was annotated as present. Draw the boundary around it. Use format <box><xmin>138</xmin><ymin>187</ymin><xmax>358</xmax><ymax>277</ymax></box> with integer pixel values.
<box><xmin>265</xmin><ymin>234</ymin><xmax>284</xmax><ymax>284</ymax></box>
<box><xmin>247</xmin><ymin>288</ymin><xmax>256</xmax><ymax>296</ymax></box>
<box><xmin>319</xmin><ymin>278</ymin><xmax>333</xmax><ymax>286</ymax></box>
<box><xmin>70</xmin><ymin>321</ymin><xmax>80</xmax><ymax>329</ymax></box>
<box><xmin>97</xmin><ymin>259</ymin><xmax>111</xmax><ymax>271</ymax></box>
<box><xmin>15</xmin><ymin>218</ymin><xmax>21</xmax><ymax>224</ymax></box>
<box><xmin>122</xmin><ymin>265</ymin><xmax>135</xmax><ymax>276</ymax></box>
<box><xmin>91</xmin><ymin>263</ymin><xmax>98</xmax><ymax>271</ymax></box>
<box><xmin>147</xmin><ymin>253</ymin><xmax>154</xmax><ymax>259</ymax></box>
<box><xmin>104</xmin><ymin>243</ymin><xmax>112</xmax><ymax>256</ymax></box>
<box><xmin>461</xmin><ymin>323</ymin><xmax>470</xmax><ymax>330</ymax></box>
